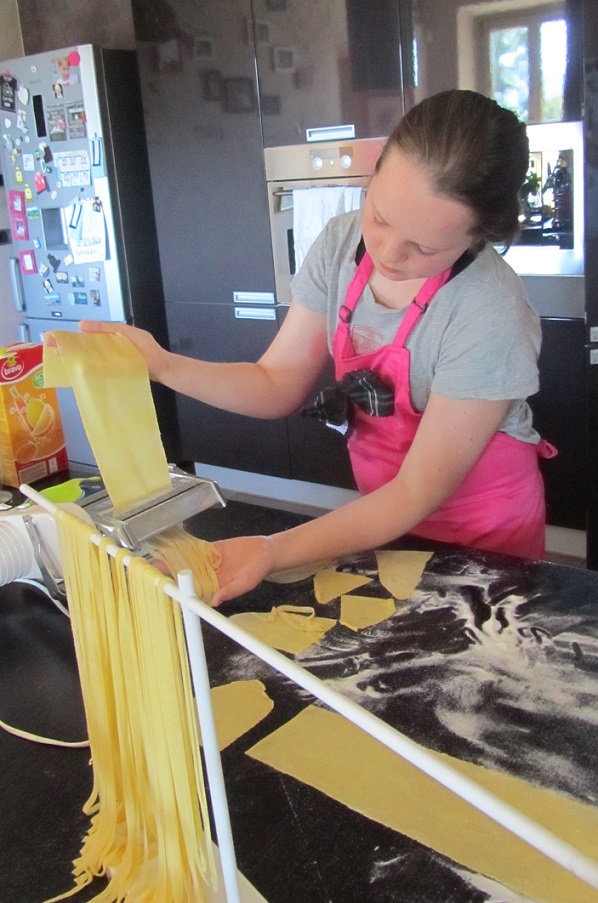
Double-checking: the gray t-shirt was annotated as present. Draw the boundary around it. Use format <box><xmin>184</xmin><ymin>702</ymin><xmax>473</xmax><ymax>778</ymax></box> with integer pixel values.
<box><xmin>290</xmin><ymin>210</ymin><xmax>541</xmax><ymax>443</ymax></box>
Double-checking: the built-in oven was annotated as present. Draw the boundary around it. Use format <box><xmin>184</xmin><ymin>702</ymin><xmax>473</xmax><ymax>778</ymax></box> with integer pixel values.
<box><xmin>264</xmin><ymin>138</ymin><xmax>384</xmax><ymax>489</ymax></box>
<box><xmin>264</xmin><ymin>138</ymin><xmax>384</xmax><ymax>307</ymax></box>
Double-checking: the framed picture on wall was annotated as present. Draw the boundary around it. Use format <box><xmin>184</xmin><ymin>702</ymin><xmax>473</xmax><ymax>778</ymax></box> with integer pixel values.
<box><xmin>202</xmin><ymin>69</ymin><xmax>223</xmax><ymax>101</ymax></box>
<box><xmin>223</xmin><ymin>77</ymin><xmax>256</xmax><ymax>113</ymax></box>
<box><xmin>272</xmin><ymin>47</ymin><xmax>296</xmax><ymax>72</ymax></box>
<box><xmin>261</xmin><ymin>93</ymin><xmax>281</xmax><ymax>115</ymax></box>
<box><xmin>194</xmin><ymin>35</ymin><xmax>214</xmax><ymax>59</ymax></box>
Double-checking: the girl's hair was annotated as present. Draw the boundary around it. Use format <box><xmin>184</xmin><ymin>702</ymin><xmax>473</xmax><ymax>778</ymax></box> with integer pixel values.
<box><xmin>377</xmin><ymin>90</ymin><xmax>529</xmax><ymax>249</ymax></box>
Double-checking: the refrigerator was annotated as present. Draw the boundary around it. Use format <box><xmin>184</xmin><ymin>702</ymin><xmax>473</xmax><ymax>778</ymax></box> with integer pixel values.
<box><xmin>0</xmin><ymin>44</ymin><xmax>179</xmax><ymax>466</ymax></box>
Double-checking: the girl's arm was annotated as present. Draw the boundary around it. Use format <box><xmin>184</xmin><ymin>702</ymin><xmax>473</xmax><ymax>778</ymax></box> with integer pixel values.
<box><xmin>212</xmin><ymin>392</ymin><xmax>511</xmax><ymax>603</ymax></box>
<box><xmin>78</xmin><ymin>301</ymin><xmax>330</xmax><ymax>419</ymax></box>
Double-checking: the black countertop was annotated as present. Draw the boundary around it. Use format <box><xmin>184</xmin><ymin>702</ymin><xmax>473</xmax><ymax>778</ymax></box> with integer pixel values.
<box><xmin>1</xmin><ymin>494</ymin><xmax>598</xmax><ymax>903</ymax></box>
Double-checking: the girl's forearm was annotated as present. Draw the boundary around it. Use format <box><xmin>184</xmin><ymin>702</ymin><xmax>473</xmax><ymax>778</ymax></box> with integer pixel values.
<box><xmin>158</xmin><ymin>352</ymin><xmax>298</xmax><ymax>419</ymax></box>
<box><xmin>267</xmin><ymin>481</ymin><xmax>426</xmax><ymax>571</ymax></box>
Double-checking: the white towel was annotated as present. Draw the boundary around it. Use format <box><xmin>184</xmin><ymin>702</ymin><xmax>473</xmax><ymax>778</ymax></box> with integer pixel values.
<box><xmin>293</xmin><ymin>186</ymin><xmax>364</xmax><ymax>272</ymax></box>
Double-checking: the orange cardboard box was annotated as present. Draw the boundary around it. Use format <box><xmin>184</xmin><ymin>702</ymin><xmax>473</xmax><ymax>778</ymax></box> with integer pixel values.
<box><xmin>0</xmin><ymin>342</ymin><xmax>68</xmax><ymax>488</ymax></box>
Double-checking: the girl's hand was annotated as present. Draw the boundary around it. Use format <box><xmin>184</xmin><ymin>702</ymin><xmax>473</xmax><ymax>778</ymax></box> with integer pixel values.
<box><xmin>78</xmin><ymin>320</ymin><xmax>169</xmax><ymax>382</ymax></box>
<box><xmin>211</xmin><ymin>535</ymin><xmax>275</xmax><ymax>605</ymax></box>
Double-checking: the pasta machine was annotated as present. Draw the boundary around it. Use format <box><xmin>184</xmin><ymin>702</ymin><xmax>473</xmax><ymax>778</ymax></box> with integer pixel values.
<box><xmin>0</xmin><ymin>466</ymin><xmax>226</xmax><ymax>598</ymax></box>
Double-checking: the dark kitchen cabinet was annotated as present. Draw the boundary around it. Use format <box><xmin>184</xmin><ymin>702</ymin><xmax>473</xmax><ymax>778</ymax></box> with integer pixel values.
<box><xmin>166</xmin><ymin>302</ymin><xmax>291</xmax><ymax>477</ymax></box>
<box><xmin>131</xmin><ymin>0</ymin><xmax>358</xmax><ymax>489</ymax></box>
<box><xmin>252</xmin><ymin>0</ymin><xmax>405</xmax><ymax>146</ymax></box>
<box><xmin>529</xmin><ymin>318</ymin><xmax>587</xmax><ymax>531</ymax></box>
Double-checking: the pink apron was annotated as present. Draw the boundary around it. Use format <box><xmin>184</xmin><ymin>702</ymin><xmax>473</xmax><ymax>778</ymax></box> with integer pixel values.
<box><xmin>333</xmin><ymin>251</ymin><xmax>555</xmax><ymax>559</ymax></box>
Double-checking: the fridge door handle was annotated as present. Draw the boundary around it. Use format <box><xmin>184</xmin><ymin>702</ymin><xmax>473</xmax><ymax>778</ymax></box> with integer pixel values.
<box><xmin>8</xmin><ymin>257</ymin><xmax>25</xmax><ymax>312</ymax></box>
<box><xmin>18</xmin><ymin>322</ymin><xmax>30</xmax><ymax>343</ymax></box>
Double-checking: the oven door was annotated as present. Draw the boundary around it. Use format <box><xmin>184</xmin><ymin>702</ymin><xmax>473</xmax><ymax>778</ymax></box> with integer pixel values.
<box><xmin>267</xmin><ymin>175</ymin><xmax>369</xmax><ymax>306</ymax></box>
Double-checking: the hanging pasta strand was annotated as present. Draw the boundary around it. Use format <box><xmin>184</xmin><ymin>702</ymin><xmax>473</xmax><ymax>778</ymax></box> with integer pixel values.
<box><xmin>45</xmin><ymin>508</ymin><xmax>217</xmax><ymax>903</ymax></box>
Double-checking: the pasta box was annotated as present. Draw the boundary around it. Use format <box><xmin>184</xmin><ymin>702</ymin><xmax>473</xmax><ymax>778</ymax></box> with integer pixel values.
<box><xmin>0</xmin><ymin>342</ymin><xmax>68</xmax><ymax>487</ymax></box>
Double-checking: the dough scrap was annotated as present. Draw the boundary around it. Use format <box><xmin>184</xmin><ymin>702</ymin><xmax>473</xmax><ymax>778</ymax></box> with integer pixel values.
<box><xmin>198</xmin><ymin>680</ymin><xmax>274</xmax><ymax>751</ymax></box>
<box><xmin>313</xmin><ymin>569</ymin><xmax>372</xmax><ymax>604</ymax></box>
<box><xmin>247</xmin><ymin>706</ymin><xmax>598</xmax><ymax>903</ymax></box>
<box><xmin>229</xmin><ymin>606</ymin><xmax>336</xmax><ymax>654</ymax></box>
<box><xmin>375</xmin><ymin>550</ymin><xmax>432</xmax><ymax>599</ymax></box>
<box><xmin>339</xmin><ymin>594</ymin><xmax>396</xmax><ymax>631</ymax></box>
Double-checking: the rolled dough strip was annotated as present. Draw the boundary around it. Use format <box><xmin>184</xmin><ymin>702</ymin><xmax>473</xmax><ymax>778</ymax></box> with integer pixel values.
<box><xmin>247</xmin><ymin>705</ymin><xmax>598</xmax><ymax>903</ymax></box>
<box><xmin>43</xmin><ymin>331</ymin><xmax>171</xmax><ymax>510</ymax></box>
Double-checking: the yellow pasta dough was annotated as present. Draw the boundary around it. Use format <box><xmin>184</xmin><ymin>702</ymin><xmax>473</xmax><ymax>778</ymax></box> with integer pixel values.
<box><xmin>41</xmin><ymin>333</ymin><xmax>223</xmax><ymax>902</ymax></box>
<box><xmin>247</xmin><ymin>705</ymin><xmax>598</xmax><ymax>903</ymax></box>
<box><xmin>339</xmin><ymin>594</ymin><xmax>396</xmax><ymax>631</ymax></box>
<box><xmin>230</xmin><ymin>605</ymin><xmax>337</xmax><ymax>654</ymax></box>
<box><xmin>199</xmin><ymin>680</ymin><xmax>274</xmax><ymax>751</ymax></box>
<box><xmin>50</xmin><ymin>509</ymin><xmax>216</xmax><ymax>903</ymax></box>
<box><xmin>375</xmin><ymin>549</ymin><xmax>433</xmax><ymax>599</ymax></box>
<box><xmin>313</xmin><ymin>568</ymin><xmax>372</xmax><ymax>604</ymax></box>
<box><xmin>44</xmin><ymin>331</ymin><xmax>171</xmax><ymax>509</ymax></box>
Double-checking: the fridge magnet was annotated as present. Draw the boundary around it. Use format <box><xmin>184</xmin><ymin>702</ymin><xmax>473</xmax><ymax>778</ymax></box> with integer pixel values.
<box><xmin>202</xmin><ymin>69</ymin><xmax>223</xmax><ymax>101</ymax></box>
<box><xmin>34</xmin><ymin>171</ymin><xmax>48</xmax><ymax>193</ymax></box>
<box><xmin>63</xmin><ymin>253</ymin><xmax>73</xmax><ymax>267</ymax></box>
<box><xmin>19</xmin><ymin>250</ymin><xmax>37</xmax><ymax>274</ymax></box>
<box><xmin>69</xmin><ymin>291</ymin><xmax>88</xmax><ymax>305</ymax></box>
<box><xmin>11</xmin><ymin>217</ymin><xmax>28</xmax><ymax>240</ymax></box>
<box><xmin>52</xmin><ymin>54</ymin><xmax>80</xmax><ymax>88</ymax></box>
<box><xmin>89</xmin><ymin>266</ymin><xmax>101</xmax><ymax>282</ymax></box>
<box><xmin>23</xmin><ymin>152</ymin><xmax>34</xmax><ymax>170</ymax></box>
<box><xmin>53</xmin><ymin>83</ymin><xmax>64</xmax><ymax>99</ymax></box>
<box><xmin>17</xmin><ymin>86</ymin><xmax>29</xmax><ymax>105</ymax></box>
<box><xmin>45</xmin><ymin>294</ymin><xmax>61</xmax><ymax>306</ymax></box>
<box><xmin>9</xmin><ymin>189</ymin><xmax>25</xmax><ymax>215</ymax></box>
<box><xmin>223</xmin><ymin>77</ymin><xmax>256</xmax><ymax>113</ymax></box>
<box><xmin>272</xmin><ymin>47</ymin><xmax>296</xmax><ymax>72</ymax></box>
<box><xmin>56</xmin><ymin>271</ymin><xmax>68</xmax><ymax>283</ymax></box>
<box><xmin>47</xmin><ymin>253</ymin><xmax>61</xmax><ymax>272</ymax></box>
<box><xmin>42</xmin><ymin>278</ymin><xmax>54</xmax><ymax>293</ymax></box>
<box><xmin>66</xmin><ymin>102</ymin><xmax>86</xmax><ymax>139</ymax></box>
<box><xmin>24</xmin><ymin>184</ymin><xmax>33</xmax><ymax>201</ymax></box>
<box><xmin>47</xmin><ymin>105</ymin><xmax>67</xmax><ymax>142</ymax></box>
<box><xmin>1</xmin><ymin>73</ymin><xmax>17</xmax><ymax>112</ymax></box>
<box><xmin>15</xmin><ymin>166</ymin><xmax>23</xmax><ymax>183</ymax></box>
<box><xmin>17</xmin><ymin>109</ymin><xmax>28</xmax><ymax>134</ymax></box>
<box><xmin>90</xmin><ymin>289</ymin><xmax>101</xmax><ymax>307</ymax></box>
<box><xmin>261</xmin><ymin>94</ymin><xmax>281</xmax><ymax>116</ymax></box>
<box><xmin>39</xmin><ymin>263</ymin><xmax>50</xmax><ymax>277</ymax></box>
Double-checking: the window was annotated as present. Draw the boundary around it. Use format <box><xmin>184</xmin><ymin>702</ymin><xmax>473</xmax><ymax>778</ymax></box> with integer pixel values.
<box><xmin>478</xmin><ymin>3</ymin><xmax>567</xmax><ymax>122</ymax></box>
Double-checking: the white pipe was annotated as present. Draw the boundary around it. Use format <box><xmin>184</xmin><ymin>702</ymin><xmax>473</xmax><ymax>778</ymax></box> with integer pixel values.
<box><xmin>177</xmin><ymin>570</ymin><xmax>241</xmax><ymax>903</ymax></box>
<box><xmin>20</xmin><ymin>482</ymin><xmax>598</xmax><ymax>892</ymax></box>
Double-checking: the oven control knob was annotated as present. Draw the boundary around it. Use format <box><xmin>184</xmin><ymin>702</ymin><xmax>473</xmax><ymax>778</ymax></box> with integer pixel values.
<box><xmin>312</xmin><ymin>156</ymin><xmax>323</xmax><ymax>171</ymax></box>
<box><xmin>340</xmin><ymin>154</ymin><xmax>352</xmax><ymax>169</ymax></box>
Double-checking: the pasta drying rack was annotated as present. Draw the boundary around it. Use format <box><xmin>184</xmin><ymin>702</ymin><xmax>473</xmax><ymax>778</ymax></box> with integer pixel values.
<box><xmin>19</xmin><ymin>482</ymin><xmax>598</xmax><ymax>903</ymax></box>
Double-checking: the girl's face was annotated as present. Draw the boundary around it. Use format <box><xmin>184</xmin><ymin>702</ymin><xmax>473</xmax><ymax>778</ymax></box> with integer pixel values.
<box><xmin>362</xmin><ymin>148</ymin><xmax>477</xmax><ymax>282</ymax></box>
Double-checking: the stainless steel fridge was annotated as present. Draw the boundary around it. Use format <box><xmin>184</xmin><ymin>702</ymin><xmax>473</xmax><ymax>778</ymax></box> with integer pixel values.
<box><xmin>0</xmin><ymin>44</ymin><xmax>179</xmax><ymax>466</ymax></box>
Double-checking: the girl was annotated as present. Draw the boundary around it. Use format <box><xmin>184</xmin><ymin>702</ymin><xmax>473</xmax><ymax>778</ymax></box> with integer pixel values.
<box><xmin>78</xmin><ymin>90</ymin><xmax>552</xmax><ymax>603</ymax></box>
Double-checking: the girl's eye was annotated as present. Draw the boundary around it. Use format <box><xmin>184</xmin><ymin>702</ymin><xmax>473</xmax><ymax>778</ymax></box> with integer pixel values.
<box><xmin>415</xmin><ymin>246</ymin><xmax>437</xmax><ymax>257</ymax></box>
